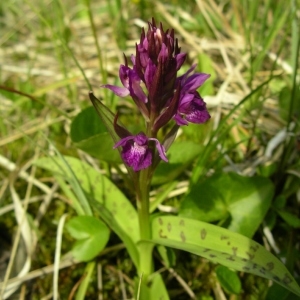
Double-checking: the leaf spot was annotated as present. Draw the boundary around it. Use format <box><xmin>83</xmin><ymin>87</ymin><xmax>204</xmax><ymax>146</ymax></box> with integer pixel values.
<box><xmin>159</xmin><ymin>229</ymin><xmax>167</xmax><ymax>239</ymax></box>
<box><xmin>232</xmin><ymin>247</ymin><xmax>238</xmax><ymax>256</ymax></box>
<box><xmin>259</xmin><ymin>267</ymin><xmax>266</xmax><ymax>274</ymax></box>
<box><xmin>158</xmin><ymin>218</ymin><xmax>163</xmax><ymax>225</ymax></box>
<box><xmin>167</xmin><ymin>223</ymin><xmax>172</xmax><ymax>232</ymax></box>
<box><xmin>266</xmin><ymin>262</ymin><xmax>274</xmax><ymax>271</ymax></box>
<box><xmin>200</xmin><ymin>229</ymin><xmax>207</xmax><ymax>240</ymax></box>
<box><xmin>250</xmin><ymin>244</ymin><xmax>259</xmax><ymax>252</ymax></box>
<box><xmin>273</xmin><ymin>275</ymin><xmax>281</xmax><ymax>282</ymax></box>
<box><xmin>179</xmin><ymin>219</ymin><xmax>185</xmax><ymax>226</ymax></box>
<box><xmin>227</xmin><ymin>241</ymin><xmax>231</xmax><ymax>246</ymax></box>
<box><xmin>243</xmin><ymin>266</ymin><xmax>250</xmax><ymax>271</ymax></box>
<box><xmin>203</xmin><ymin>248</ymin><xmax>210</xmax><ymax>252</ymax></box>
<box><xmin>180</xmin><ymin>231</ymin><xmax>186</xmax><ymax>242</ymax></box>
<box><xmin>246</xmin><ymin>252</ymin><xmax>255</xmax><ymax>260</ymax></box>
<box><xmin>209</xmin><ymin>254</ymin><xmax>216</xmax><ymax>258</ymax></box>
<box><xmin>226</xmin><ymin>256</ymin><xmax>235</xmax><ymax>261</ymax></box>
<box><xmin>252</xmin><ymin>263</ymin><xmax>258</xmax><ymax>269</ymax></box>
<box><xmin>282</xmin><ymin>274</ymin><xmax>293</xmax><ymax>285</ymax></box>
<box><xmin>220</xmin><ymin>235</ymin><xmax>229</xmax><ymax>240</ymax></box>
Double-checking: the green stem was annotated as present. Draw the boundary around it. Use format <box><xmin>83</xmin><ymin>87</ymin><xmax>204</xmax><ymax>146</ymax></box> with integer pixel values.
<box><xmin>136</xmin><ymin>118</ymin><xmax>156</xmax><ymax>284</ymax></box>
<box><xmin>137</xmin><ymin>167</ymin><xmax>153</xmax><ymax>281</ymax></box>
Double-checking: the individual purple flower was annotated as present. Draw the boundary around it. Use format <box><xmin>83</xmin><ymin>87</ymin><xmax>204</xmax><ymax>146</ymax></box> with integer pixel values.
<box><xmin>173</xmin><ymin>65</ymin><xmax>211</xmax><ymax>126</ymax></box>
<box><xmin>102</xmin><ymin>59</ymin><xmax>150</xmax><ymax>120</ymax></box>
<box><xmin>113</xmin><ymin>132</ymin><xmax>168</xmax><ymax>172</ymax></box>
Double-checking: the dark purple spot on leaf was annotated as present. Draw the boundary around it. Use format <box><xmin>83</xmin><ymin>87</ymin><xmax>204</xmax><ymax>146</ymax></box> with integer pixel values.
<box><xmin>232</xmin><ymin>247</ymin><xmax>237</xmax><ymax>256</ymax></box>
<box><xmin>200</xmin><ymin>229</ymin><xmax>207</xmax><ymax>240</ymax></box>
<box><xmin>159</xmin><ymin>229</ymin><xmax>167</xmax><ymax>238</ymax></box>
<box><xmin>226</xmin><ymin>256</ymin><xmax>235</xmax><ymax>261</ymax></box>
<box><xmin>180</xmin><ymin>231</ymin><xmax>186</xmax><ymax>242</ymax></box>
<box><xmin>246</xmin><ymin>252</ymin><xmax>254</xmax><ymax>260</ymax></box>
<box><xmin>259</xmin><ymin>267</ymin><xmax>266</xmax><ymax>274</ymax></box>
<box><xmin>282</xmin><ymin>274</ymin><xmax>293</xmax><ymax>285</ymax></box>
<box><xmin>266</xmin><ymin>262</ymin><xmax>274</xmax><ymax>271</ymax></box>
<box><xmin>250</xmin><ymin>244</ymin><xmax>259</xmax><ymax>252</ymax></box>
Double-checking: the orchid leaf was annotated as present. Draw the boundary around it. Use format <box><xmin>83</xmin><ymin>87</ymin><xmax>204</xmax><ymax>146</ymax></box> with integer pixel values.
<box><xmin>179</xmin><ymin>173</ymin><xmax>273</xmax><ymax>238</ymax></box>
<box><xmin>34</xmin><ymin>156</ymin><xmax>139</xmax><ymax>242</ymax></box>
<box><xmin>70</xmin><ymin>106</ymin><xmax>121</xmax><ymax>163</ymax></box>
<box><xmin>215</xmin><ymin>265</ymin><xmax>241</xmax><ymax>294</ymax></box>
<box><xmin>65</xmin><ymin>216</ymin><xmax>110</xmax><ymax>261</ymax></box>
<box><xmin>151</xmin><ymin>216</ymin><xmax>300</xmax><ymax>297</ymax></box>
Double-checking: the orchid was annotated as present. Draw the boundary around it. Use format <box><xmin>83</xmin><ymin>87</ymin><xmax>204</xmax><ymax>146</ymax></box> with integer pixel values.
<box><xmin>85</xmin><ymin>18</ymin><xmax>300</xmax><ymax>300</ymax></box>
<box><xmin>90</xmin><ymin>19</ymin><xmax>211</xmax><ymax>295</ymax></box>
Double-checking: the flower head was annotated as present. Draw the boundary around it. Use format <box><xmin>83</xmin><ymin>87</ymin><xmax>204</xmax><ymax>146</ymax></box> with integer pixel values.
<box><xmin>113</xmin><ymin>132</ymin><xmax>168</xmax><ymax>172</ymax></box>
<box><xmin>96</xmin><ymin>18</ymin><xmax>211</xmax><ymax>172</ymax></box>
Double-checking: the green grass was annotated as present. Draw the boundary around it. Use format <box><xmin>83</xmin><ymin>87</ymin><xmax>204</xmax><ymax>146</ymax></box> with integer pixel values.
<box><xmin>0</xmin><ymin>0</ymin><xmax>299</xmax><ymax>299</ymax></box>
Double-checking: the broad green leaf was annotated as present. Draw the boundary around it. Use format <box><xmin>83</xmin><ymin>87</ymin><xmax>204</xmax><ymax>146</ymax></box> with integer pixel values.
<box><xmin>179</xmin><ymin>173</ymin><xmax>274</xmax><ymax>238</ymax></box>
<box><xmin>71</xmin><ymin>106</ymin><xmax>107</xmax><ymax>142</ymax></box>
<box><xmin>34</xmin><ymin>156</ymin><xmax>139</xmax><ymax>238</ymax></box>
<box><xmin>151</xmin><ymin>216</ymin><xmax>300</xmax><ymax>297</ymax></box>
<box><xmin>153</xmin><ymin>141</ymin><xmax>202</xmax><ymax>185</ymax></box>
<box><xmin>35</xmin><ymin>156</ymin><xmax>139</xmax><ymax>267</ymax></box>
<box><xmin>215</xmin><ymin>265</ymin><xmax>241</xmax><ymax>295</ymax></box>
<box><xmin>90</xmin><ymin>199</ymin><xmax>139</xmax><ymax>269</ymax></box>
<box><xmin>74</xmin><ymin>133</ymin><xmax>121</xmax><ymax>163</ymax></box>
<box><xmin>266</xmin><ymin>282</ymin><xmax>291</xmax><ymax>300</ymax></box>
<box><xmin>70</xmin><ymin>107</ymin><xmax>121</xmax><ymax>163</ymax></box>
<box><xmin>65</xmin><ymin>216</ymin><xmax>110</xmax><ymax>261</ymax></box>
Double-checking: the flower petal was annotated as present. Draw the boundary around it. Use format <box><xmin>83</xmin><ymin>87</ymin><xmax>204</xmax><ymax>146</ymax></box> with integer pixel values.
<box><xmin>149</xmin><ymin>138</ymin><xmax>168</xmax><ymax>162</ymax></box>
<box><xmin>182</xmin><ymin>73</ymin><xmax>210</xmax><ymax>92</ymax></box>
<box><xmin>102</xmin><ymin>84</ymin><xmax>130</xmax><ymax>97</ymax></box>
<box><xmin>121</xmin><ymin>142</ymin><xmax>152</xmax><ymax>171</ymax></box>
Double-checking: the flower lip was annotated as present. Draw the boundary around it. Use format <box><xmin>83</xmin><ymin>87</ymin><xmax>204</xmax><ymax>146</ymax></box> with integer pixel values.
<box><xmin>113</xmin><ymin>132</ymin><xmax>168</xmax><ymax>171</ymax></box>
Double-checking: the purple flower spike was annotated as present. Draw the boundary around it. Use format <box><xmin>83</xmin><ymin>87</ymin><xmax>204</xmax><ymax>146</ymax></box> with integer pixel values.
<box><xmin>114</xmin><ymin>132</ymin><xmax>168</xmax><ymax>172</ymax></box>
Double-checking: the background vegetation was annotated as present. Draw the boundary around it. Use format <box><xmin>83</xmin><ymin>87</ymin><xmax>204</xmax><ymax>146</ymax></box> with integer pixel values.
<box><xmin>0</xmin><ymin>0</ymin><xmax>299</xmax><ymax>299</ymax></box>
